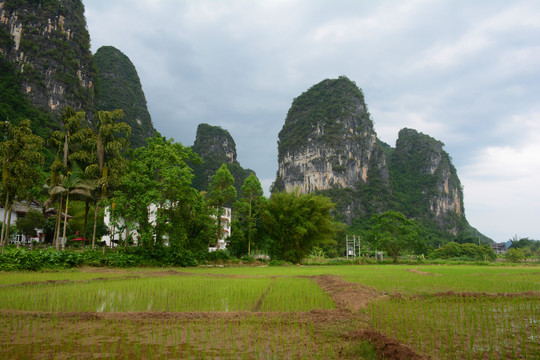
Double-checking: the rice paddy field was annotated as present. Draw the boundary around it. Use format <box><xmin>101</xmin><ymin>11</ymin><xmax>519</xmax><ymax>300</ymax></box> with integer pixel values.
<box><xmin>0</xmin><ymin>264</ymin><xmax>538</xmax><ymax>359</ymax></box>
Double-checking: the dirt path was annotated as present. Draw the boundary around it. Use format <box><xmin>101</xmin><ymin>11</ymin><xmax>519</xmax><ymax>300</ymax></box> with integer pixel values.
<box><xmin>311</xmin><ymin>274</ymin><xmax>385</xmax><ymax>312</ymax></box>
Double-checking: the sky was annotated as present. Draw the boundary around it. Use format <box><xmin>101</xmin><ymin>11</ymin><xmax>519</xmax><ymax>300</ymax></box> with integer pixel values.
<box><xmin>83</xmin><ymin>0</ymin><xmax>540</xmax><ymax>242</ymax></box>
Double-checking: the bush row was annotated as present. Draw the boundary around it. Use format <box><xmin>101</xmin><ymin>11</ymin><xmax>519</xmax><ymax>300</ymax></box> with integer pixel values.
<box><xmin>0</xmin><ymin>246</ymin><xmax>232</xmax><ymax>271</ymax></box>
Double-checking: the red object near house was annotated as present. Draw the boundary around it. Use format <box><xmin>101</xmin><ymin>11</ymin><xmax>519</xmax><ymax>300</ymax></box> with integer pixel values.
<box><xmin>70</xmin><ymin>231</ymin><xmax>89</xmax><ymax>242</ymax></box>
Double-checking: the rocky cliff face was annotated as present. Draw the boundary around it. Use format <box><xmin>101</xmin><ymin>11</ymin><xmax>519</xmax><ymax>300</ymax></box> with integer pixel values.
<box><xmin>274</xmin><ymin>76</ymin><xmax>389</xmax><ymax>194</ymax></box>
<box><xmin>94</xmin><ymin>46</ymin><xmax>155</xmax><ymax>147</ymax></box>
<box><xmin>0</xmin><ymin>1</ymin><xmax>156</xmax><ymax>147</ymax></box>
<box><xmin>191</xmin><ymin>123</ymin><xmax>255</xmax><ymax>194</ymax></box>
<box><xmin>275</xmin><ymin>76</ymin><xmax>468</xmax><ymax>237</ymax></box>
<box><xmin>391</xmin><ymin>128</ymin><xmax>464</xmax><ymax>234</ymax></box>
<box><xmin>0</xmin><ymin>0</ymin><xmax>94</xmax><ymax>114</ymax></box>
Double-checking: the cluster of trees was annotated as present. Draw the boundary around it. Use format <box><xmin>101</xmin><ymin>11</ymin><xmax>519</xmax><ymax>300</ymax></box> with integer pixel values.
<box><xmin>0</xmin><ymin>107</ymin><xmax>130</xmax><ymax>252</ymax></box>
<box><xmin>505</xmin><ymin>237</ymin><xmax>540</xmax><ymax>262</ymax></box>
<box><xmin>0</xmin><ymin>108</ymin><xmax>340</xmax><ymax>264</ymax></box>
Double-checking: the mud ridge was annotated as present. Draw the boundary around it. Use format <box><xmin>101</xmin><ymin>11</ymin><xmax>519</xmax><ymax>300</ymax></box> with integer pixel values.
<box><xmin>350</xmin><ymin>329</ymin><xmax>428</xmax><ymax>360</ymax></box>
<box><xmin>311</xmin><ymin>274</ymin><xmax>385</xmax><ymax>312</ymax></box>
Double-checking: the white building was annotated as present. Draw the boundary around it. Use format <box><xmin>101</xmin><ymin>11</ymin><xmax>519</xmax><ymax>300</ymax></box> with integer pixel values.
<box><xmin>0</xmin><ymin>200</ymin><xmax>46</xmax><ymax>244</ymax></box>
<box><xmin>103</xmin><ymin>204</ymin><xmax>232</xmax><ymax>251</ymax></box>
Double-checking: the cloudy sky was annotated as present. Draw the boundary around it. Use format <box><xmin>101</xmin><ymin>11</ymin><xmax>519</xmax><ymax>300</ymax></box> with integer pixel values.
<box><xmin>83</xmin><ymin>0</ymin><xmax>540</xmax><ymax>242</ymax></box>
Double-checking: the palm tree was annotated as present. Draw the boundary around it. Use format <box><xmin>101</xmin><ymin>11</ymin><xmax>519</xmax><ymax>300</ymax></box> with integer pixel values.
<box><xmin>49</xmin><ymin>173</ymin><xmax>93</xmax><ymax>250</ymax></box>
<box><xmin>85</xmin><ymin>110</ymin><xmax>130</xmax><ymax>249</ymax></box>
<box><xmin>47</xmin><ymin>107</ymin><xmax>88</xmax><ymax>250</ymax></box>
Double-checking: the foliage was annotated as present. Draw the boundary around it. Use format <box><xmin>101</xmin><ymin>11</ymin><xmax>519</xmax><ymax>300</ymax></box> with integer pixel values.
<box><xmin>505</xmin><ymin>248</ymin><xmax>525</xmax><ymax>263</ymax></box>
<box><xmin>233</xmin><ymin>173</ymin><xmax>266</xmax><ymax>256</ymax></box>
<box><xmin>509</xmin><ymin>237</ymin><xmax>540</xmax><ymax>258</ymax></box>
<box><xmin>2</xmin><ymin>0</ymin><xmax>95</xmax><ymax>110</ymax></box>
<box><xmin>428</xmin><ymin>241</ymin><xmax>496</xmax><ymax>261</ymax></box>
<box><xmin>190</xmin><ymin>123</ymin><xmax>254</xmax><ymax>195</ymax></box>
<box><xmin>207</xmin><ymin>163</ymin><xmax>237</xmax><ymax>246</ymax></box>
<box><xmin>368</xmin><ymin>210</ymin><xmax>420</xmax><ymax>263</ymax></box>
<box><xmin>112</xmin><ymin>136</ymin><xmax>211</xmax><ymax>251</ymax></box>
<box><xmin>14</xmin><ymin>209</ymin><xmax>45</xmax><ymax>239</ymax></box>
<box><xmin>85</xmin><ymin>109</ymin><xmax>130</xmax><ymax>247</ymax></box>
<box><xmin>263</xmin><ymin>190</ymin><xmax>337</xmax><ymax>263</ymax></box>
<box><xmin>94</xmin><ymin>46</ymin><xmax>155</xmax><ymax>147</ymax></box>
<box><xmin>0</xmin><ymin>119</ymin><xmax>44</xmax><ymax>246</ymax></box>
<box><xmin>278</xmin><ymin>76</ymin><xmax>372</xmax><ymax>158</ymax></box>
<box><xmin>0</xmin><ymin>56</ymin><xmax>57</xmax><ymax>142</ymax></box>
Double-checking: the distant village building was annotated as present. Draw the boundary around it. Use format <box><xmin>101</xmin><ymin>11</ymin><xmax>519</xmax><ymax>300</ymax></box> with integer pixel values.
<box><xmin>490</xmin><ymin>242</ymin><xmax>507</xmax><ymax>254</ymax></box>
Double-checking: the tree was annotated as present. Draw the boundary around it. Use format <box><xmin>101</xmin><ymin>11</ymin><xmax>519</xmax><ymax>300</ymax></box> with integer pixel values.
<box><xmin>369</xmin><ymin>210</ymin><xmax>419</xmax><ymax>263</ymax></box>
<box><xmin>0</xmin><ymin>119</ymin><xmax>44</xmax><ymax>249</ymax></box>
<box><xmin>112</xmin><ymin>136</ymin><xmax>210</xmax><ymax>250</ymax></box>
<box><xmin>263</xmin><ymin>190</ymin><xmax>336</xmax><ymax>263</ymax></box>
<box><xmin>85</xmin><ymin>110</ymin><xmax>130</xmax><ymax>248</ymax></box>
<box><xmin>207</xmin><ymin>164</ymin><xmax>236</xmax><ymax>247</ymax></box>
<box><xmin>505</xmin><ymin>248</ymin><xmax>525</xmax><ymax>263</ymax></box>
<box><xmin>15</xmin><ymin>209</ymin><xmax>45</xmax><ymax>249</ymax></box>
<box><xmin>235</xmin><ymin>173</ymin><xmax>265</xmax><ymax>256</ymax></box>
<box><xmin>48</xmin><ymin>172</ymin><xmax>93</xmax><ymax>250</ymax></box>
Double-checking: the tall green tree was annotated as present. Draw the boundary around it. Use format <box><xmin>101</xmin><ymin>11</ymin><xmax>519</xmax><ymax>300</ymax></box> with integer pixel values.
<box><xmin>48</xmin><ymin>172</ymin><xmax>93</xmax><ymax>250</ymax></box>
<box><xmin>85</xmin><ymin>110</ymin><xmax>130</xmax><ymax>248</ymax></box>
<box><xmin>0</xmin><ymin>119</ymin><xmax>44</xmax><ymax>248</ymax></box>
<box><xmin>263</xmin><ymin>190</ymin><xmax>336</xmax><ymax>263</ymax></box>
<box><xmin>48</xmin><ymin>107</ymin><xmax>89</xmax><ymax>249</ymax></box>
<box><xmin>112</xmin><ymin>136</ymin><xmax>210</xmax><ymax>250</ymax></box>
<box><xmin>235</xmin><ymin>173</ymin><xmax>265</xmax><ymax>255</ymax></box>
<box><xmin>369</xmin><ymin>210</ymin><xmax>420</xmax><ymax>263</ymax></box>
<box><xmin>207</xmin><ymin>164</ymin><xmax>236</xmax><ymax>247</ymax></box>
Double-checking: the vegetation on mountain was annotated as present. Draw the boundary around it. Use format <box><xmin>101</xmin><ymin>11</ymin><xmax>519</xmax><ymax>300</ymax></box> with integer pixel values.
<box><xmin>278</xmin><ymin>76</ymin><xmax>372</xmax><ymax>159</ymax></box>
<box><xmin>277</xmin><ymin>76</ymin><xmax>481</xmax><ymax>247</ymax></box>
<box><xmin>0</xmin><ymin>56</ymin><xmax>57</xmax><ymax>141</ymax></box>
<box><xmin>0</xmin><ymin>0</ymin><xmax>95</xmax><ymax>113</ymax></box>
<box><xmin>190</xmin><ymin>123</ymin><xmax>254</xmax><ymax>195</ymax></box>
<box><xmin>93</xmin><ymin>46</ymin><xmax>155</xmax><ymax>147</ymax></box>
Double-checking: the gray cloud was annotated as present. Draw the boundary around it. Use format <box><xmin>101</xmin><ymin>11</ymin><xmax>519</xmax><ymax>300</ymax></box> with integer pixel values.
<box><xmin>84</xmin><ymin>0</ymin><xmax>540</xmax><ymax>241</ymax></box>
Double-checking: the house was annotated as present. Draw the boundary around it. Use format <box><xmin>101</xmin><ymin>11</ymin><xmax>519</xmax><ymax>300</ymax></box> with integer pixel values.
<box><xmin>0</xmin><ymin>200</ymin><xmax>44</xmax><ymax>244</ymax></box>
<box><xmin>0</xmin><ymin>199</ymin><xmax>74</xmax><ymax>245</ymax></box>
<box><xmin>490</xmin><ymin>242</ymin><xmax>507</xmax><ymax>254</ymax></box>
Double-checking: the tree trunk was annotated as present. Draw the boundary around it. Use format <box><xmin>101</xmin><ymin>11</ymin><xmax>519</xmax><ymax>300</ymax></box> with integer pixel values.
<box><xmin>61</xmin><ymin>194</ymin><xmax>69</xmax><ymax>251</ymax></box>
<box><xmin>55</xmin><ymin>196</ymin><xmax>64</xmax><ymax>251</ymax></box>
<box><xmin>92</xmin><ymin>201</ymin><xmax>99</xmax><ymax>249</ymax></box>
<box><xmin>82</xmin><ymin>200</ymin><xmax>90</xmax><ymax>252</ymax></box>
<box><xmin>247</xmin><ymin>200</ymin><xmax>252</xmax><ymax>256</ymax></box>
<box><xmin>1</xmin><ymin>191</ymin><xmax>10</xmax><ymax>248</ymax></box>
<box><xmin>5</xmin><ymin>207</ymin><xmax>13</xmax><ymax>246</ymax></box>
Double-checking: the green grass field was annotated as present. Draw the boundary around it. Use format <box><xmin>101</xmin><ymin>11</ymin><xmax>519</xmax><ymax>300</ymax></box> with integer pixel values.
<box><xmin>0</xmin><ymin>264</ymin><xmax>538</xmax><ymax>359</ymax></box>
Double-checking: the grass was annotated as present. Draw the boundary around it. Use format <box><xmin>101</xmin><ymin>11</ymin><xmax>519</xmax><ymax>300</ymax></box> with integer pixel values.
<box><xmin>0</xmin><ymin>263</ymin><xmax>538</xmax><ymax>359</ymax></box>
<box><xmin>368</xmin><ymin>294</ymin><xmax>540</xmax><ymax>359</ymax></box>
<box><xmin>0</xmin><ymin>275</ymin><xmax>334</xmax><ymax>313</ymax></box>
